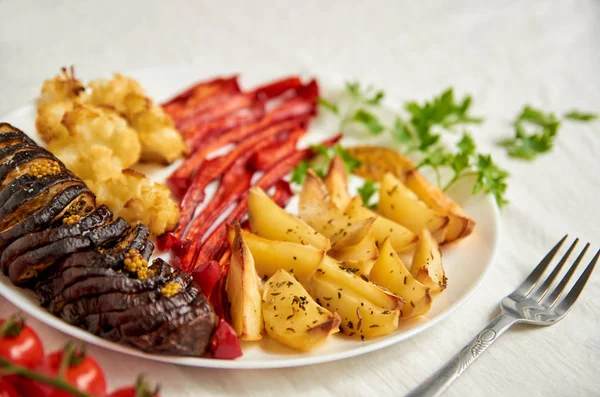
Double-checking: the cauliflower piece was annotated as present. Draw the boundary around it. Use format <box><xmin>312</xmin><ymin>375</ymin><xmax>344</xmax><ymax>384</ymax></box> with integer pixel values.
<box><xmin>89</xmin><ymin>74</ymin><xmax>187</xmax><ymax>164</ymax></box>
<box><xmin>36</xmin><ymin>100</ymin><xmax>75</xmax><ymax>142</ymax></box>
<box><xmin>91</xmin><ymin>169</ymin><xmax>180</xmax><ymax>236</ymax></box>
<box><xmin>124</xmin><ymin>93</ymin><xmax>187</xmax><ymax>163</ymax></box>
<box><xmin>88</xmin><ymin>73</ymin><xmax>145</xmax><ymax>114</ymax></box>
<box><xmin>38</xmin><ymin>66</ymin><xmax>87</xmax><ymax>106</ymax></box>
<box><xmin>47</xmin><ymin>104</ymin><xmax>141</xmax><ymax>182</ymax></box>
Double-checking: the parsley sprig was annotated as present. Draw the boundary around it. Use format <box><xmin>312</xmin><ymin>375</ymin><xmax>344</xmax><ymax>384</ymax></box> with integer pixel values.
<box><xmin>290</xmin><ymin>144</ymin><xmax>361</xmax><ymax>185</ymax></box>
<box><xmin>499</xmin><ymin>106</ymin><xmax>598</xmax><ymax>160</ymax></box>
<box><xmin>319</xmin><ymin>83</ymin><xmax>510</xmax><ymax>208</ymax></box>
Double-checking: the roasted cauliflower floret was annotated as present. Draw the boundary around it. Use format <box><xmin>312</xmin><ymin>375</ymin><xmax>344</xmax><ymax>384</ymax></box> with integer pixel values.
<box><xmin>89</xmin><ymin>74</ymin><xmax>187</xmax><ymax>164</ymax></box>
<box><xmin>123</xmin><ymin>93</ymin><xmax>187</xmax><ymax>163</ymax></box>
<box><xmin>90</xmin><ymin>169</ymin><xmax>180</xmax><ymax>236</ymax></box>
<box><xmin>88</xmin><ymin>73</ymin><xmax>145</xmax><ymax>114</ymax></box>
<box><xmin>36</xmin><ymin>100</ymin><xmax>76</xmax><ymax>142</ymax></box>
<box><xmin>47</xmin><ymin>104</ymin><xmax>141</xmax><ymax>182</ymax></box>
<box><xmin>38</xmin><ymin>66</ymin><xmax>87</xmax><ymax>106</ymax></box>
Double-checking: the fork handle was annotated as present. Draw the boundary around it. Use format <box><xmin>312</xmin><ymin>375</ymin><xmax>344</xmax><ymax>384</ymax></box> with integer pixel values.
<box><xmin>406</xmin><ymin>313</ymin><xmax>517</xmax><ymax>397</ymax></box>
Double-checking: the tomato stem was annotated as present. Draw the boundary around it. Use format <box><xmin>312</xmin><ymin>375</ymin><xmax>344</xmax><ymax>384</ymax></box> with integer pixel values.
<box><xmin>0</xmin><ymin>356</ymin><xmax>91</xmax><ymax>397</ymax></box>
<box><xmin>0</xmin><ymin>313</ymin><xmax>25</xmax><ymax>338</ymax></box>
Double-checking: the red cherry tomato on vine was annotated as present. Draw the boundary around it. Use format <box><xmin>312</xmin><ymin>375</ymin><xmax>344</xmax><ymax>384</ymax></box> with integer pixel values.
<box><xmin>26</xmin><ymin>344</ymin><xmax>107</xmax><ymax>397</ymax></box>
<box><xmin>0</xmin><ymin>379</ymin><xmax>18</xmax><ymax>397</ymax></box>
<box><xmin>0</xmin><ymin>315</ymin><xmax>44</xmax><ymax>369</ymax></box>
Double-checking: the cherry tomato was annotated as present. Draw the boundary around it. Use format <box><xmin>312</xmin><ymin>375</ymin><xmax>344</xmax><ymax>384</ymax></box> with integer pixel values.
<box><xmin>28</xmin><ymin>344</ymin><xmax>107</xmax><ymax>397</ymax></box>
<box><xmin>0</xmin><ymin>379</ymin><xmax>18</xmax><ymax>397</ymax></box>
<box><xmin>0</xmin><ymin>314</ymin><xmax>44</xmax><ymax>369</ymax></box>
<box><xmin>108</xmin><ymin>376</ymin><xmax>160</xmax><ymax>397</ymax></box>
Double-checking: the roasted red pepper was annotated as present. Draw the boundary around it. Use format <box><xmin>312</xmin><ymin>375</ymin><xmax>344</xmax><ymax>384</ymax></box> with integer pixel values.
<box><xmin>249</xmin><ymin>127</ymin><xmax>306</xmax><ymax>171</ymax></box>
<box><xmin>163</xmin><ymin>76</ymin><xmax>241</xmax><ymax>122</ymax></box>
<box><xmin>176</xmin><ymin>93</ymin><xmax>258</xmax><ymax>132</ymax></box>
<box><xmin>250</xmin><ymin>76</ymin><xmax>303</xmax><ymax>100</ymax></box>
<box><xmin>209</xmin><ymin>319</ymin><xmax>242</xmax><ymax>360</ymax></box>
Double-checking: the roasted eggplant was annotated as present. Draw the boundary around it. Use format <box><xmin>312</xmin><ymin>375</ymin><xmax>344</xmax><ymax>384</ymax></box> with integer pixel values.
<box><xmin>0</xmin><ymin>123</ymin><xmax>217</xmax><ymax>357</ymax></box>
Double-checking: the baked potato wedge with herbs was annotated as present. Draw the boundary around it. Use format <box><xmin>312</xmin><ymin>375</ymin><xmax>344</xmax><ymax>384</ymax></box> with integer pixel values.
<box><xmin>225</xmin><ymin>224</ymin><xmax>264</xmax><ymax>341</ymax></box>
<box><xmin>346</xmin><ymin>146</ymin><xmax>416</xmax><ymax>182</ymax></box>
<box><xmin>226</xmin><ymin>226</ymin><xmax>325</xmax><ymax>284</ymax></box>
<box><xmin>378</xmin><ymin>173</ymin><xmax>449</xmax><ymax>243</ymax></box>
<box><xmin>299</xmin><ymin>170</ymin><xmax>375</xmax><ymax>249</ymax></box>
<box><xmin>329</xmin><ymin>232</ymin><xmax>379</xmax><ymax>276</ymax></box>
<box><xmin>308</xmin><ymin>264</ymin><xmax>402</xmax><ymax>339</ymax></box>
<box><xmin>323</xmin><ymin>155</ymin><xmax>351</xmax><ymax>209</ymax></box>
<box><xmin>263</xmin><ymin>270</ymin><xmax>340</xmax><ymax>352</ymax></box>
<box><xmin>370</xmin><ymin>238</ymin><xmax>432</xmax><ymax>318</ymax></box>
<box><xmin>345</xmin><ymin>196</ymin><xmax>417</xmax><ymax>252</ymax></box>
<box><xmin>404</xmin><ymin>169</ymin><xmax>475</xmax><ymax>244</ymax></box>
<box><xmin>248</xmin><ymin>186</ymin><xmax>331</xmax><ymax>251</ymax></box>
<box><xmin>411</xmin><ymin>229</ymin><xmax>447</xmax><ymax>293</ymax></box>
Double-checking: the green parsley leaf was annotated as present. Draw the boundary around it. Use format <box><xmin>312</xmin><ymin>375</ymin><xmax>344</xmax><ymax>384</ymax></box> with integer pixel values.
<box><xmin>457</xmin><ymin>133</ymin><xmax>476</xmax><ymax>155</ymax></box>
<box><xmin>366</xmin><ymin>90</ymin><xmax>385</xmax><ymax>105</ymax></box>
<box><xmin>500</xmin><ymin>106</ymin><xmax>561</xmax><ymax>160</ymax></box>
<box><xmin>357</xmin><ymin>179</ymin><xmax>378</xmax><ymax>209</ymax></box>
<box><xmin>318</xmin><ymin>97</ymin><xmax>339</xmax><ymax>114</ymax></box>
<box><xmin>564</xmin><ymin>110</ymin><xmax>599</xmax><ymax>122</ymax></box>
<box><xmin>290</xmin><ymin>161</ymin><xmax>310</xmax><ymax>185</ymax></box>
<box><xmin>345</xmin><ymin>81</ymin><xmax>361</xmax><ymax>98</ymax></box>
<box><xmin>390</xmin><ymin>117</ymin><xmax>413</xmax><ymax>145</ymax></box>
<box><xmin>333</xmin><ymin>144</ymin><xmax>362</xmax><ymax>172</ymax></box>
<box><xmin>472</xmin><ymin>154</ymin><xmax>509</xmax><ymax>208</ymax></box>
<box><xmin>310</xmin><ymin>144</ymin><xmax>332</xmax><ymax>159</ymax></box>
<box><xmin>351</xmin><ymin>109</ymin><xmax>385</xmax><ymax>135</ymax></box>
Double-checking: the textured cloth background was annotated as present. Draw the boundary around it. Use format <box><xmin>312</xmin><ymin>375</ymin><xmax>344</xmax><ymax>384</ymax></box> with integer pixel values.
<box><xmin>0</xmin><ymin>1</ymin><xmax>599</xmax><ymax>396</ymax></box>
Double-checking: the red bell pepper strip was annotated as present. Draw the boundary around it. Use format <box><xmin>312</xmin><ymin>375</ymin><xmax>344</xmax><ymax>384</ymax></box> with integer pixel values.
<box><xmin>163</xmin><ymin>77</ymin><xmax>240</xmax><ymax>121</ymax></box>
<box><xmin>180</xmin><ymin>101</ymin><xmax>266</xmax><ymax>144</ymax></box>
<box><xmin>250</xmin><ymin>76</ymin><xmax>303</xmax><ymax>100</ymax></box>
<box><xmin>172</xmin><ymin>160</ymin><xmax>254</xmax><ymax>257</ymax></box>
<box><xmin>209</xmin><ymin>318</ymin><xmax>243</xmax><ymax>360</ymax></box>
<box><xmin>176</xmin><ymin>93</ymin><xmax>258</xmax><ymax>131</ymax></box>
<box><xmin>249</xmin><ymin>126</ymin><xmax>306</xmax><ymax>171</ymax></box>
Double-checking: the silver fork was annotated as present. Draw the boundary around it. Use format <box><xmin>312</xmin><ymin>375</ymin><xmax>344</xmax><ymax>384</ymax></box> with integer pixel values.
<box><xmin>406</xmin><ymin>235</ymin><xmax>599</xmax><ymax>397</ymax></box>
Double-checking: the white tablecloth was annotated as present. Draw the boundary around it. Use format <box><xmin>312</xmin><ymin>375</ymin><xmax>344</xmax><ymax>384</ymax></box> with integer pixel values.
<box><xmin>1</xmin><ymin>1</ymin><xmax>599</xmax><ymax>396</ymax></box>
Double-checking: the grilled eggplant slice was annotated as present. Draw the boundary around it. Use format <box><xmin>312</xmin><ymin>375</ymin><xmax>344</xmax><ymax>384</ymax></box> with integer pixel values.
<box><xmin>127</xmin><ymin>296</ymin><xmax>217</xmax><ymax>355</ymax></box>
<box><xmin>58</xmin><ymin>267</ymin><xmax>192</xmax><ymax>326</ymax></box>
<box><xmin>0</xmin><ymin>149</ymin><xmax>64</xmax><ymax>187</ymax></box>
<box><xmin>85</xmin><ymin>285</ymin><xmax>199</xmax><ymax>338</ymax></box>
<box><xmin>45</xmin><ymin>259</ymin><xmax>174</xmax><ymax>313</ymax></box>
<box><xmin>1</xmin><ymin>206</ymin><xmax>112</xmax><ymax>270</ymax></box>
<box><xmin>0</xmin><ymin>174</ymin><xmax>83</xmax><ymax>228</ymax></box>
<box><xmin>48</xmin><ymin>223</ymin><xmax>151</xmax><ymax>278</ymax></box>
<box><xmin>7</xmin><ymin>218</ymin><xmax>129</xmax><ymax>284</ymax></box>
<box><xmin>0</xmin><ymin>174</ymin><xmax>38</xmax><ymax>208</ymax></box>
<box><xmin>0</xmin><ymin>186</ymin><xmax>95</xmax><ymax>251</ymax></box>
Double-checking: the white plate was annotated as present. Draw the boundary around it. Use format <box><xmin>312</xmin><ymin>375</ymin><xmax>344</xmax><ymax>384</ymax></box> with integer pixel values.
<box><xmin>0</xmin><ymin>66</ymin><xmax>500</xmax><ymax>369</ymax></box>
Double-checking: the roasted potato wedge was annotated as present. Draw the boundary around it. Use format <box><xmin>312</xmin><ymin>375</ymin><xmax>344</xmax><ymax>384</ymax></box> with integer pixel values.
<box><xmin>323</xmin><ymin>155</ymin><xmax>351</xmax><ymax>209</ymax></box>
<box><xmin>345</xmin><ymin>196</ymin><xmax>417</xmax><ymax>252</ymax></box>
<box><xmin>370</xmin><ymin>238</ymin><xmax>432</xmax><ymax>318</ymax></box>
<box><xmin>404</xmin><ymin>169</ymin><xmax>475</xmax><ymax>244</ymax></box>
<box><xmin>318</xmin><ymin>256</ymin><xmax>404</xmax><ymax>311</ymax></box>
<box><xmin>411</xmin><ymin>229</ymin><xmax>447</xmax><ymax>292</ymax></box>
<box><xmin>329</xmin><ymin>232</ymin><xmax>378</xmax><ymax>275</ymax></box>
<box><xmin>378</xmin><ymin>173</ymin><xmax>449</xmax><ymax>243</ymax></box>
<box><xmin>263</xmin><ymin>270</ymin><xmax>340</xmax><ymax>352</ymax></box>
<box><xmin>309</xmin><ymin>271</ymin><xmax>400</xmax><ymax>339</ymax></box>
<box><xmin>248</xmin><ymin>186</ymin><xmax>331</xmax><ymax>251</ymax></box>
<box><xmin>346</xmin><ymin>146</ymin><xmax>416</xmax><ymax>182</ymax></box>
<box><xmin>225</xmin><ymin>224</ymin><xmax>264</xmax><ymax>341</ymax></box>
<box><xmin>299</xmin><ymin>171</ymin><xmax>375</xmax><ymax>249</ymax></box>
<box><xmin>226</xmin><ymin>226</ymin><xmax>325</xmax><ymax>283</ymax></box>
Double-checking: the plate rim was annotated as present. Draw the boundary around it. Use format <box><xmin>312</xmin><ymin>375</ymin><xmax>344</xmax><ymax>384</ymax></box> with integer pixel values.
<box><xmin>0</xmin><ymin>72</ymin><xmax>502</xmax><ymax>368</ymax></box>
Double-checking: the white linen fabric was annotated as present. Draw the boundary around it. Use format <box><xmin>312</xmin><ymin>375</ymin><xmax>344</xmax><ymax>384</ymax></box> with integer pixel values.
<box><xmin>0</xmin><ymin>1</ymin><xmax>598</xmax><ymax>396</ymax></box>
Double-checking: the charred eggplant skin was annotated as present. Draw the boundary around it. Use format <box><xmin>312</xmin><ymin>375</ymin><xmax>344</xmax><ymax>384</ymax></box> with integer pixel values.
<box><xmin>0</xmin><ymin>187</ymin><xmax>95</xmax><ymax>251</ymax></box>
<box><xmin>0</xmin><ymin>205</ymin><xmax>113</xmax><ymax>270</ymax></box>
<box><xmin>0</xmin><ymin>123</ymin><xmax>218</xmax><ymax>357</ymax></box>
